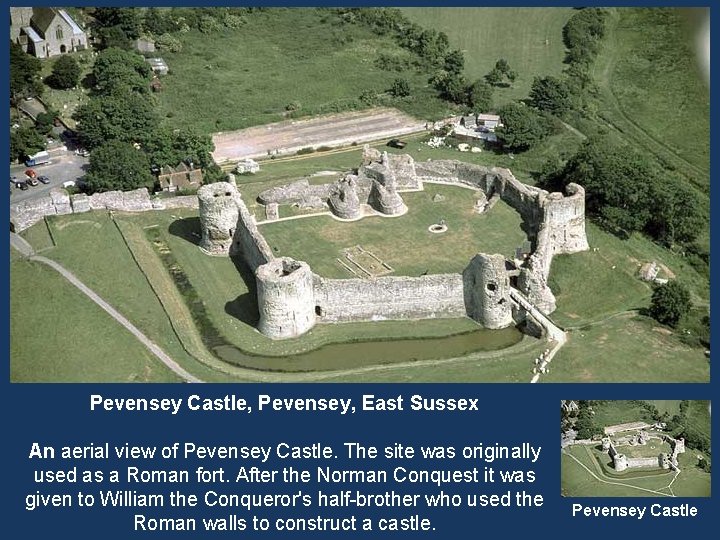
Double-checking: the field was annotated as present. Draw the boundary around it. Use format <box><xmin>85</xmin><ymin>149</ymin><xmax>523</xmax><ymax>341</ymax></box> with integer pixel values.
<box><xmin>562</xmin><ymin>400</ymin><xmax>711</xmax><ymax>497</ymax></box>
<box><xmin>258</xmin><ymin>185</ymin><xmax>526</xmax><ymax>278</ymax></box>
<box><xmin>562</xmin><ymin>444</ymin><xmax>710</xmax><ymax>497</ymax></box>
<box><xmin>10</xmin><ymin>252</ymin><xmax>181</xmax><ymax>383</ymax></box>
<box><xmin>155</xmin><ymin>9</ymin><xmax>451</xmax><ymax>134</ymax></box>
<box><xmin>589</xmin><ymin>400</ymin><xmax>657</xmax><ymax>429</ymax></box>
<box><xmin>593</xmin><ymin>8</ymin><xmax>709</xmax><ymax>194</ymax></box>
<box><xmin>401</xmin><ymin>7</ymin><xmax>574</xmax><ymax>104</ymax></box>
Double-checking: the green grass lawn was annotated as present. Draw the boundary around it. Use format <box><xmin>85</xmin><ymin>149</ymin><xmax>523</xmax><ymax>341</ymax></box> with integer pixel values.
<box><xmin>155</xmin><ymin>9</ymin><xmax>451</xmax><ymax>134</ymax></box>
<box><xmin>25</xmin><ymin>213</ymin><xmax>228</xmax><ymax>382</ymax></box>
<box><xmin>598</xmin><ymin>8</ymin><xmax>709</xmax><ymax>182</ymax></box>
<box><xmin>590</xmin><ymin>400</ymin><xmax>656</xmax><ymax>429</ymax></box>
<box><xmin>562</xmin><ymin>443</ymin><xmax>710</xmax><ymax>497</ymax></box>
<box><xmin>257</xmin><ymin>185</ymin><xmax>525</xmax><ymax>278</ymax></box>
<box><xmin>549</xmin><ymin>314</ymin><xmax>708</xmax><ymax>383</ymax></box>
<box><xmin>647</xmin><ymin>400</ymin><xmax>682</xmax><ymax>418</ymax></box>
<box><xmin>401</xmin><ymin>7</ymin><xmax>574</xmax><ymax>105</ymax></box>
<box><xmin>10</xmin><ymin>255</ymin><xmax>181</xmax><ymax>382</ymax></box>
<box><xmin>550</xmin><ymin>222</ymin><xmax>709</xmax><ymax>328</ymax></box>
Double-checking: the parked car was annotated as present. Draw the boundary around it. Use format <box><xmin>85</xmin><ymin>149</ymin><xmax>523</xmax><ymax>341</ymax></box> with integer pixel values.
<box><xmin>25</xmin><ymin>168</ymin><xmax>37</xmax><ymax>178</ymax></box>
<box><xmin>26</xmin><ymin>176</ymin><xmax>39</xmax><ymax>186</ymax></box>
<box><xmin>75</xmin><ymin>148</ymin><xmax>90</xmax><ymax>157</ymax></box>
<box><xmin>37</xmin><ymin>175</ymin><xmax>50</xmax><ymax>184</ymax></box>
<box><xmin>15</xmin><ymin>181</ymin><xmax>28</xmax><ymax>190</ymax></box>
<box><xmin>387</xmin><ymin>138</ymin><xmax>407</xmax><ymax>149</ymax></box>
<box><xmin>10</xmin><ymin>175</ymin><xmax>17</xmax><ymax>184</ymax></box>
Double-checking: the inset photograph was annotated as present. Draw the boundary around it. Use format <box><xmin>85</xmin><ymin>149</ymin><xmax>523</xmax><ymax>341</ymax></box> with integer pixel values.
<box><xmin>561</xmin><ymin>400</ymin><xmax>710</xmax><ymax>497</ymax></box>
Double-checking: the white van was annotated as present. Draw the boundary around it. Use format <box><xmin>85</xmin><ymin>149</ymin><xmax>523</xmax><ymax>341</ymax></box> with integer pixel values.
<box><xmin>25</xmin><ymin>150</ymin><xmax>50</xmax><ymax>167</ymax></box>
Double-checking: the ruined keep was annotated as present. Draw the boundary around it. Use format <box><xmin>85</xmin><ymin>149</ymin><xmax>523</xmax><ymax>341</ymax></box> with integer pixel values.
<box><xmin>197</xmin><ymin>150</ymin><xmax>589</xmax><ymax>340</ymax></box>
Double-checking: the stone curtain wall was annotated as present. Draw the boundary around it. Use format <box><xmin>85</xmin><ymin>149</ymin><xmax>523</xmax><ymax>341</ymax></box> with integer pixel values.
<box><xmin>625</xmin><ymin>456</ymin><xmax>662</xmax><ymax>468</ymax></box>
<box><xmin>235</xmin><ymin>197</ymin><xmax>275</xmax><ymax>271</ymax></box>
<box><xmin>10</xmin><ymin>188</ymin><xmax>200</xmax><ymax>232</ymax></box>
<box><xmin>313</xmin><ymin>273</ymin><xmax>466</xmax><ymax>323</ymax></box>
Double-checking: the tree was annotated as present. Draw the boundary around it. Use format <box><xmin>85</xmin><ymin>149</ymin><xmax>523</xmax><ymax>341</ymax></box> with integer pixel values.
<box><xmin>93</xmin><ymin>7</ymin><xmax>142</xmax><ymax>40</ymax></box>
<box><xmin>9</xmin><ymin>126</ymin><xmax>44</xmax><ymax>163</ymax></box>
<box><xmin>430</xmin><ymin>72</ymin><xmax>468</xmax><ymax>104</ymax></box>
<box><xmin>646</xmin><ymin>182</ymin><xmax>706</xmax><ymax>245</ymax></box>
<box><xmin>35</xmin><ymin>112</ymin><xmax>59</xmax><ymax>135</ymax></box>
<box><xmin>574</xmin><ymin>409</ymin><xmax>597</xmax><ymax>440</ymax></box>
<box><xmin>529</xmin><ymin>75</ymin><xmax>573</xmax><ymax>116</ymax></box>
<box><xmin>559</xmin><ymin>136</ymin><xmax>655</xmax><ymax>235</ymax></box>
<box><xmin>143</xmin><ymin>7</ymin><xmax>176</xmax><ymax>35</ymax></box>
<box><xmin>649</xmin><ymin>281</ymin><xmax>691</xmax><ymax>328</ymax></box>
<box><xmin>484</xmin><ymin>68</ymin><xmax>503</xmax><ymax>87</ymax></box>
<box><xmin>485</xmin><ymin>58</ymin><xmax>517</xmax><ymax>87</ymax></box>
<box><xmin>465</xmin><ymin>79</ymin><xmax>493</xmax><ymax>111</ymax></box>
<box><xmin>155</xmin><ymin>33</ymin><xmax>183</xmax><ymax>53</ymax></box>
<box><xmin>144</xmin><ymin>127</ymin><xmax>215</xmax><ymax>169</ymax></box>
<box><xmin>74</xmin><ymin>92</ymin><xmax>159</xmax><ymax>150</ymax></box>
<box><xmin>91</xmin><ymin>48</ymin><xmax>153</xmax><ymax>95</ymax></box>
<box><xmin>10</xmin><ymin>42</ymin><xmax>43</xmax><ymax>101</ymax></box>
<box><xmin>83</xmin><ymin>140</ymin><xmax>153</xmax><ymax>193</ymax></box>
<box><xmin>389</xmin><ymin>78</ymin><xmax>411</xmax><ymax>98</ymax></box>
<box><xmin>495</xmin><ymin>102</ymin><xmax>548</xmax><ymax>152</ymax></box>
<box><xmin>47</xmin><ymin>55</ymin><xmax>82</xmax><ymax>90</ymax></box>
<box><xmin>443</xmin><ymin>49</ymin><xmax>465</xmax><ymax>75</ymax></box>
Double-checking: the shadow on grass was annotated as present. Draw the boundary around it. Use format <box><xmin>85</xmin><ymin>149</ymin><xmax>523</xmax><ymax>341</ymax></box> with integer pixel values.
<box><xmin>225</xmin><ymin>254</ymin><xmax>260</xmax><ymax>327</ymax></box>
<box><xmin>169</xmin><ymin>217</ymin><xmax>202</xmax><ymax>246</ymax></box>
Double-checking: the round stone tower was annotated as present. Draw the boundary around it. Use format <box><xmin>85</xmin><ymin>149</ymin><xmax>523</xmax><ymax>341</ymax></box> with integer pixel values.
<box><xmin>613</xmin><ymin>453</ymin><xmax>628</xmax><ymax>472</ymax></box>
<box><xmin>198</xmin><ymin>182</ymin><xmax>241</xmax><ymax>255</ymax></box>
<box><xmin>463</xmin><ymin>253</ymin><xmax>513</xmax><ymax>329</ymax></box>
<box><xmin>256</xmin><ymin>257</ymin><xmax>316</xmax><ymax>339</ymax></box>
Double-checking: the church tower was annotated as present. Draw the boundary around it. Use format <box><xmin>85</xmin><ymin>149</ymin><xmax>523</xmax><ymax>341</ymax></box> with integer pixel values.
<box><xmin>10</xmin><ymin>7</ymin><xmax>34</xmax><ymax>41</ymax></box>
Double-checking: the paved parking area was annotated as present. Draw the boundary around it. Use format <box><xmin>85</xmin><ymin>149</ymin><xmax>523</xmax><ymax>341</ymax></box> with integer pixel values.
<box><xmin>9</xmin><ymin>148</ymin><xmax>88</xmax><ymax>204</ymax></box>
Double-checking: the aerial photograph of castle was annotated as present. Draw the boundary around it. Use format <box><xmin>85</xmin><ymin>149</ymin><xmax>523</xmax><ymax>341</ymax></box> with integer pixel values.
<box><xmin>561</xmin><ymin>400</ymin><xmax>711</xmax><ymax>497</ymax></box>
<box><xmin>9</xmin><ymin>7</ymin><xmax>710</xmax><ymax>382</ymax></box>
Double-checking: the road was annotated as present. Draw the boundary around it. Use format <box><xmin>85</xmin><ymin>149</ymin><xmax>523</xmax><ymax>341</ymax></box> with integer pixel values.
<box><xmin>212</xmin><ymin>107</ymin><xmax>427</xmax><ymax>164</ymax></box>
<box><xmin>10</xmin><ymin>147</ymin><xmax>88</xmax><ymax>204</ymax></box>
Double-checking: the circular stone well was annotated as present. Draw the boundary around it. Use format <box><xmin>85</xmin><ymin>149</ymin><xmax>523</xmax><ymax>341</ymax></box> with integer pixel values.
<box><xmin>428</xmin><ymin>223</ymin><xmax>448</xmax><ymax>234</ymax></box>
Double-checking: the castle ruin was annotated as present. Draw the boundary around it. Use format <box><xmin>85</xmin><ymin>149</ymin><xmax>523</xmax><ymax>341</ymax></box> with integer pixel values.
<box><xmin>197</xmin><ymin>149</ymin><xmax>589</xmax><ymax>340</ymax></box>
<box><xmin>602</xmin><ymin>430</ymin><xmax>685</xmax><ymax>473</ymax></box>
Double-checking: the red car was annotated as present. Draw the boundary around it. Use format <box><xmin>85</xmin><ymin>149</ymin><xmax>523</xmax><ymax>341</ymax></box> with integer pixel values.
<box><xmin>25</xmin><ymin>168</ymin><xmax>37</xmax><ymax>178</ymax></box>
